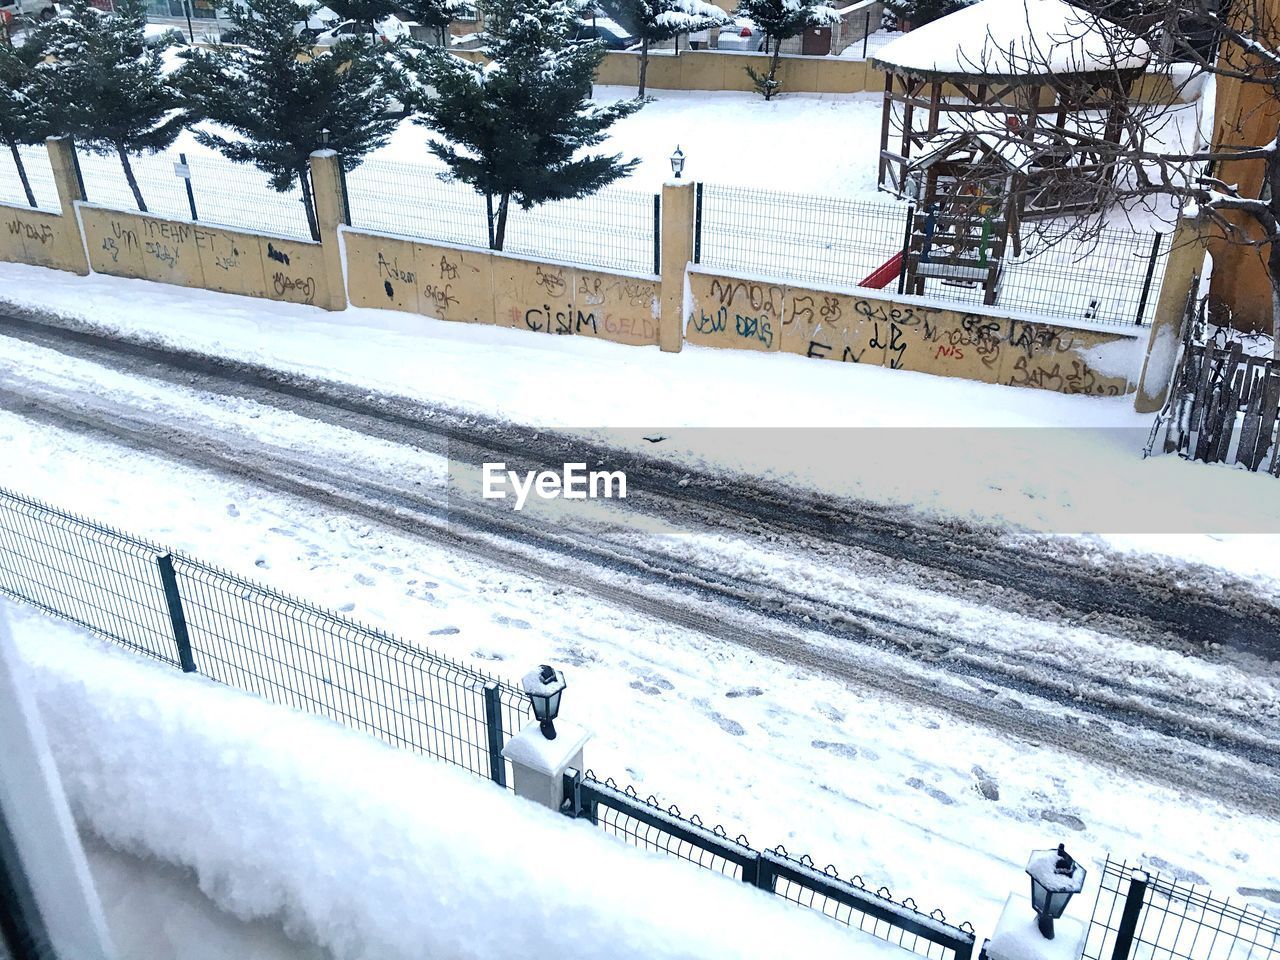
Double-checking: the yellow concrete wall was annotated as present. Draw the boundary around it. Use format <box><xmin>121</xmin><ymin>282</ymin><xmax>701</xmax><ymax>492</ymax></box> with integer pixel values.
<box><xmin>77</xmin><ymin>206</ymin><xmax>333</xmax><ymax>309</ymax></box>
<box><xmin>686</xmin><ymin>269</ymin><xmax>1140</xmax><ymax>395</ymax></box>
<box><xmin>0</xmin><ymin>204</ymin><xmax>84</xmax><ymax>274</ymax></box>
<box><xmin>342</xmin><ymin>228</ymin><xmax>661</xmax><ymax>347</ymax></box>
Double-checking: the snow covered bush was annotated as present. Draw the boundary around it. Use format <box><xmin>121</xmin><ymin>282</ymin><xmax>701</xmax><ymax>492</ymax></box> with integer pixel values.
<box><xmin>397</xmin><ymin>0</ymin><xmax>641</xmax><ymax>250</ymax></box>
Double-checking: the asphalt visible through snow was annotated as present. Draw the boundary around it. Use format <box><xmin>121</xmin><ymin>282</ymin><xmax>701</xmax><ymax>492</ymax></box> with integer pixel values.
<box><xmin>1</xmin><ymin>305</ymin><xmax>1279</xmax><ymax>816</ymax></box>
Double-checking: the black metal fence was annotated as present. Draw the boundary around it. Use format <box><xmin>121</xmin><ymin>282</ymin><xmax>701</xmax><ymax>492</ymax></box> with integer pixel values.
<box><xmin>0</xmin><ymin>485</ymin><xmax>530</xmax><ymax>785</ymax></box>
<box><xmin>1085</xmin><ymin>857</ymin><xmax>1280</xmax><ymax>960</ymax></box>
<box><xmin>694</xmin><ymin>182</ymin><xmax>1170</xmax><ymax>328</ymax></box>
<box><xmin>563</xmin><ymin>769</ymin><xmax>977</xmax><ymax>960</ymax></box>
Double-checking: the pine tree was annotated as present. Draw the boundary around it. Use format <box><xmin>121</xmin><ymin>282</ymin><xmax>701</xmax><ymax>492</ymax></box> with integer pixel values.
<box><xmin>34</xmin><ymin>0</ymin><xmax>186</xmax><ymax>212</ymax></box>
<box><xmin>0</xmin><ymin>28</ymin><xmax>53</xmax><ymax>208</ymax></box>
<box><xmin>178</xmin><ymin>0</ymin><xmax>398</xmax><ymax>240</ymax></box>
<box><xmin>399</xmin><ymin>0</ymin><xmax>641</xmax><ymax>250</ymax></box>
<box><xmin>734</xmin><ymin>0</ymin><xmax>836</xmax><ymax>100</ymax></box>
<box><xmin>325</xmin><ymin>0</ymin><xmax>398</xmax><ymax>40</ymax></box>
<box><xmin>394</xmin><ymin>0</ymin><xmax>467</xmax><ymax>46</ymax></box>
<box><xmin>623</xmin><ymin>0</ymin><xmax>729</xmax><ymax>96</ymax></box>
<box><xmin>882</xmin><ymin>0</ymin><xmax>971</xmax><ymax>29</ymax></box>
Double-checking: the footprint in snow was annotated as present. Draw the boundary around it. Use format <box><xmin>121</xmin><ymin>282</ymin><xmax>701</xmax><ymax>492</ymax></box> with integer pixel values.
<box><xmin>634</xmin><ymin>669</ymin><xmax>674</xmax><ymax>691</ymax></box>
<box><xmin>971</xmin><ymin>765</ymin><xmax>1000</xmax><ymax>802</ymax></box>
<box><xmin>226</xmin><ymin>503</ymin><xmax>240</xmax><ymax>518</ymax></box>
<box><xmin>814</xmin><ymin>702</ymin><xmax>846</xmax><ymax>723</ymax></box>
<box><xmin>906</xmin><ymin>777</ymin><xmax>955</xmax><ymax>806</ymax></box>
<box><xmin>1144</xmin><ymin>857</ymin><xmax>1207</xmax><ymax>885</ymax></box>
<box><xmin>811</xmin><ymin>740</ymin><xmax>858</xmax><ymax>760</ymax></box>
<box><xmin>629</xmin><ymin>680</ymin><xmax>665</xmax><ymax>696</ymax></box>
<box><xmin>338</xmin><ymin>602</ymin><xmax>355</xmax><ymax>613</ymax></box>
<box><xmin>709</xmin><ymin>712</ymin><xmax>746</xmax><ymax>737</ymax></box>
<box><xmin>1038</xmin><ymin>809</ymin><xmax>1086</xmax><ymax>832</ymax></box>
<box><xmin>429</xmin><ymin>626</ymin><xmax>460</xmax><ymax>636</ymax></box>
<box><xmin>725</xmin><ymin>686</ymin><xmax>763</xmax><ymax>699</ymax></box>
<box><xmin>492</xmin><ymin>614</ymin><xmax>532</xmax><ymax>629</ymax></box>
<box><xmin>354</xmin><ymin>573</ymin><xmax>375</xmax><ymax>587</ymax></box>
<box><xmin>472</xmin><ymin>648</ymin><xmax>506</xmax><ymax>662</ymax></box>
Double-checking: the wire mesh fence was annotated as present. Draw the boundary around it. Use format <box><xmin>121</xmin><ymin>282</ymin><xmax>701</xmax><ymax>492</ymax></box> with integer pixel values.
<box><xmin>566</xmin><ymin>770</ymin><xmax>976</xmax><ymax>960</ymax></box>
<box><xmin>74</xmin><ymin>147</ymin><xmax>316</xmax><ymax>241</ymax></box>
<box><xmin>0</xmin><ymin>144</ymin><xmax>60</xmax><ymax>213</ymax></box>
<box><xmin>0</xmin><ymin>485</ymin><xmax>529</xmax><ymax>784</ymax></box>
<box><xmin>696</xmin><ymin>182</ymin><xmax>1170</xmax><ymax>327</ymax></box>
<box><xmin>346</xmin><ymin>156</ymin><xmax>660</xmax><ymax>275</ymax></box>
<box><xmin>1085</xmin><ymin>857</ymin><xmax>1280</xmax><ymax>960</ymax></box>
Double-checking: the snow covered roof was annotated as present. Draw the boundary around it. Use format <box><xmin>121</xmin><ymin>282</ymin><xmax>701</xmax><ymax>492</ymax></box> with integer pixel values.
<box><xmin>872</xmin><ymin>0</ymin><xmax>1150</xmax><ymax>80</ymax></box>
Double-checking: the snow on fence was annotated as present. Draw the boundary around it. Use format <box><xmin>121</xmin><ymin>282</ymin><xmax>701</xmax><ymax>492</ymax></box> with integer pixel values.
<box><xmin>1083</xmin><ymin>857</ymin><xmax>1280</xmax><ymax>960</ymax></box>
<box><xmin>0</xmin><ymin>486</ymin><xmax>530</xmax><ymax>786</ymax></box>
<box><xmin>695</xmin><ymin>182</ymin><xmax>1171</xmax><ymax>328</ymax></box>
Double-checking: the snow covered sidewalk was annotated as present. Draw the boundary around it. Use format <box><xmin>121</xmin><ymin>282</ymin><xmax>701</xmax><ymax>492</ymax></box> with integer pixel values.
<box><xmin>8</xmin><ymin>601</ymin><xmax>895</xmax><ymax>960</ymax></box>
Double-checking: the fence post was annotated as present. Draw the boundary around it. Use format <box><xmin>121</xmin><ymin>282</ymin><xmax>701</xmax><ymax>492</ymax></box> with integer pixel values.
<box><xmin>155</xmin><ymin>553</ymin><xmax>197</xmax><ymax>674</ymax></box>
<box><xmin>1133</xmin><ymin>232</ymin><xmax>1163</xmax><ymax>326</ymax></box>
<box><xmin>1135</xmin><ymin>217</ymin><xmax>1204</xmax><ymax>414</ymax></box>
<box><xmin>652</xmin><ymin>193</ymin><xmax>661</xmax><ymax>277</ymax></box>
<box><xmin>693</xmin><ymin>181</ymin><xmax>703</xmax><ymax>265</ymax></box>
<box><xmin>862</xmin><ymin>10</ymin><xmax>870</xmax><ymax>59</ymax></box>
<box><xmin>307</xmin><ymin>149</ymin><xmax>350</xmax><ymax>312</ymax></box>
<box><xmin>658</xmin><ymin>179</ymin><xmax>696</xmax><ymax>353</ymax></box>
<box><xmin>482</xmin><ymin>682</ymin><xmax>507</xmax><ymax>788</ymax></box>
<box><xmin>897</xmin><ymin>202</ymin><xmax>915</xmax><ymax>295</ymax></box>
<box><xmin>43</xmin><ymin>136</ymin><xmax>91</xmax><ymax>277</ymax></box>
<box><xmin>1109</xmin><ymin>869</ymin><xmax>1149</xmax><ymax>960</ymax></box>
<box><xmin>178</xmin><ymin>152</ymin><xmax>199</xmax><ymax>222</ymax></box>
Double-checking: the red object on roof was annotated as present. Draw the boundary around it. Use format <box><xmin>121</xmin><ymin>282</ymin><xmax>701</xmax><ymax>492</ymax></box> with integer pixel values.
<box><xmin>860</xmin><ymin>251</ymin><xmax>903</xmax><ymax>289</ymax></box>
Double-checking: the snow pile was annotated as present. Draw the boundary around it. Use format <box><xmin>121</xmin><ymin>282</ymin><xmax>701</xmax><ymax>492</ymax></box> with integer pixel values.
<box><xmin>872</xmin><ymin>0</ymin><xmax>1150</xmax><ymax>77</ymax></box>
<box><xmin>11</xmin><ymin>604</ymin><xmax>900</xmax><ymax>960</ymax></box>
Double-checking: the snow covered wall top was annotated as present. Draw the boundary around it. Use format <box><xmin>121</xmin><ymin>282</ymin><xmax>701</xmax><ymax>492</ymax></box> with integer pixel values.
<box><xmin>13</xmin><ymin>606</ymin><xmax>910</xmax><ymax>960</ymax></box>
<box><xmin>872</xmin><ymin>0</ymin><xmax>1150</xmax><ymax>79</ymax></box>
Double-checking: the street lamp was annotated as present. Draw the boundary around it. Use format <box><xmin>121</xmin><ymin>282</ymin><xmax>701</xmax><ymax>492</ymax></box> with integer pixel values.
<box><xmin>1026</xmin><ymin>845</ymin><xmax>1087</xmax><ymax>940</ymax></box>
<box><xmin>522</xmin><ymin>664</ymin><xmax>566</xmax><ymax>741</ymax></box>
<box><xmin>670</xmin><ymin>145</ymin><xmax>685</xmax><ymax>179</ymax></box>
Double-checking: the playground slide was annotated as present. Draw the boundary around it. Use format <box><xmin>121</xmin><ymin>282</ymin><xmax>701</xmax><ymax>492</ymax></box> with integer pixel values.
<box><xmin>859</xmin><ymin>251</ymin><xmax>903</xmax><ymax>290</ymax></box>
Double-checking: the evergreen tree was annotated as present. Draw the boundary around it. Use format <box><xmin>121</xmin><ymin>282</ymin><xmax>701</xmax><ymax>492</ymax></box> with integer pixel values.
<box><xmin>399</xmin><ymin>0</ymin><xmax>641</xmax><ymax>250</ymax></box>
<box><xmin>395</xmin><ymin>0</ymin><xmax>467</xmax><ymax>46</ymax></box>
<box><xmin>0</xmin><ymin>28</ymin><xmax>53</xmax><ymax>208</ymax></box>
<box><xmin>623</xmin><ymin>0</ymin><xmax>729</xmax><ymax>96</ymax></box>
<box><xmin>34</xmin><ymin>0</ymin><xmax>186</xmax><ymax>212</ymax></box>
<box><xmin>178</xmin><ymin>0</ymin><xmax>398</xmax><ymax>240</ymax></box>
<box><xmin>324</xmin><ymin>0</ymin><xmax>398</xmax><ymax>40</ymax></box>
<box><xmin>734</xmin><ymin>0</ymin><xmax>836</xmax><ymax>99</ymax></box>
<box><xmin>882</xmin><ymin>0</ymin><xmax>971</xmax><ymax>29</ymax></box>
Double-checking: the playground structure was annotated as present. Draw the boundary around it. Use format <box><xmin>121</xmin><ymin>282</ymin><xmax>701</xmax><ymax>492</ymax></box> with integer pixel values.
<box><xmin>870</xmin><ymin>0</ymin><xmax>1150</xmax><ymax>304</ymax></box>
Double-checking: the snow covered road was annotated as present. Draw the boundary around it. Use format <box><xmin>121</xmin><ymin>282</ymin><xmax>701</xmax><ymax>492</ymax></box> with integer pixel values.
<box><xmin>1</xmin><ymin>306</ymin><xmax>1278</xmax><ymax>827</ymax></box>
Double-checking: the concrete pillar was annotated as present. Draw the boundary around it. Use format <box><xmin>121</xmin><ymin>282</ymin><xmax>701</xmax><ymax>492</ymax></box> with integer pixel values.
<box><xmin>501</xmin><ymin>720</ymin><xmax>591</xmax><ymax>813</ymax></box>
<box><xmin>659</xmin><ymin>179</ymin><xmax>695</xmax><ymax>353</ymax></box>
<box><xmin>1134</xmin><ymin>219</ymin><xmax>1205</xmax><ymax>414</ymax></box>
<box><xmin>44</xmin><ymin>136</ymin><xmax>90</xmax><ymax>276</ymax></box>
<box><xmin>308</xmin><ymin>149</ymin><xmax>349</xmax><ymax>312</ymax></box>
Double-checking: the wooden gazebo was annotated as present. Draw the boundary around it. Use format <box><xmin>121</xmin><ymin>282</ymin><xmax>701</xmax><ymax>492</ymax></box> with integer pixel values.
<box><xmin>871</xmin><ymin>0</ymin><xmax>1150</xmax><ymax>220</ymax></box>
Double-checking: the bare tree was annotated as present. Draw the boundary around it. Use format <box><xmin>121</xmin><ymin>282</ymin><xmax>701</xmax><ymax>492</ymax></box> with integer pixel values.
<box><xmin>896</xmin><ymin>0</ymin><xmax>1280</xmax><ymax>351</ymax></box>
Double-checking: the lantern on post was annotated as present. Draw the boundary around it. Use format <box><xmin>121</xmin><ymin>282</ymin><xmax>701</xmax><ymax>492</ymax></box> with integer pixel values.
<box><xmin>1026</xmin><ymin>844</ymin><xmax>1087</xmax><ymax>940</ymax></box>
<box><xmin>670</xmin><ymin>145</ymin><xmax>686</xmax><ymax>179</ymax></box>
<box><xmin>521</xmin><ymin>664</ymin><xmax>566</xmax><ymax>741</ymax></box>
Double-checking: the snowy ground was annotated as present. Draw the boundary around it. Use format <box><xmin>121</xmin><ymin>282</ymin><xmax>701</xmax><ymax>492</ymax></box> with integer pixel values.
<box><xmin>1</xmin><ymin>264</ymin><xmax>1279</xmax><ymax>936</ymax></box>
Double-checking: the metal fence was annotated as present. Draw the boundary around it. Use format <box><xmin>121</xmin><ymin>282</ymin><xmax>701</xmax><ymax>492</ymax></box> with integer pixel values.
<box><xmin>345</xmin><ymin>156</ymin><xmax>661</xmax><ymax>275</ymax></box>
<box><xmin>1084</xmin><ymin>857</ymin><xmax>1280</xmax><ymax>960</ymax></box>
<box><xmin>0</xmin><ymin>485</ymin><xmax>530</xmax><ymax>785</ymax></box>
<box><xmin>0</xmin><ymin>144</ymin><xmax>60</xmax><ymax>213</ymax></box>
<box><xmin>563</xmin><ymin>769</ymin><xmax>977</xmax><ymax>960</ymax></box>
<box><xmin>73</xmin><ymin>147</ymin><xmax>316</xmax><ymax>241</ymax></box>
<box><xmin>695</xmin><ymin>182</ymin><xmax>1170</xmax><ymax>328</ymax></box>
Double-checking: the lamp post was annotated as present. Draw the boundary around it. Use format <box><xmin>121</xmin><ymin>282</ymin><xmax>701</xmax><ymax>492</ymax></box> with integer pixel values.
<box><xmin>521</xmin><ymin>664</ymin><xmax>566</xmax><ymax>740</ymax></box>
<box><xmin>1026</xmin><ymin>844</ymin><xmax>1087</xmax><ymax>940</ymax></box>
<box><xmin>670</xmin><ymin>145</ymin><xmax>686</xmax><ymax>179</ymax></box>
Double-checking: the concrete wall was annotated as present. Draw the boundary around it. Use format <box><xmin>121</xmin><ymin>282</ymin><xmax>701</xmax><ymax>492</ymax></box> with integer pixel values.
<box><xmin>77</xmin><ymin>205</ymin><xmax>335</xmax><ymax>309</ymax></box>
<box><xmin>342</xmin><ymin>228</ymin><xmax>662</xmax><ymax>348</ymax></box>
<box><xmin>684</xmin><ymin>268</ymin><xmax>1142</xmax><ymax>395</ymax></box>
<box><xmin>0</xmin><ymin>204</ymin><xmax>85</xmax><ymax>275</ymax></box>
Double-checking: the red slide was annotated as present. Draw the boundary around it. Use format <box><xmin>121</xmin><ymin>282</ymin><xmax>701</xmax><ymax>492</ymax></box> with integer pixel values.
<box><xmin>859</xmin><ymin>251</ymin><xmax>903</xmax><ymax>289</ymax></box>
